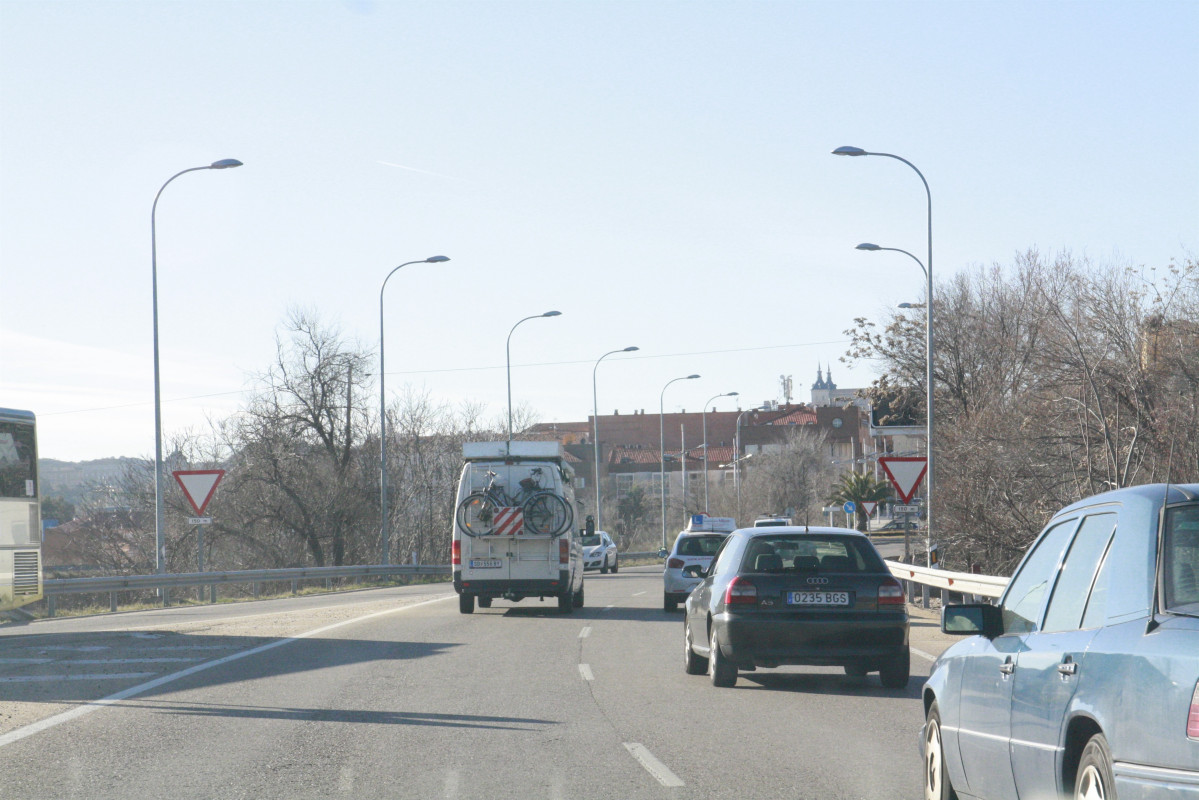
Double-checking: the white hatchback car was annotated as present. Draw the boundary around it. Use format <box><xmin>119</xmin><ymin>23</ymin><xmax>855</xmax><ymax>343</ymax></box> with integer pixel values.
<box><xmin>580</xmin><ymin>531</ymin><xmax>618</xmax><ymax>573</ymax></box>
<box><xmin>662</xmin><ymin>531</ymin><xmax>729</xmax><ymax>610</ymax></box>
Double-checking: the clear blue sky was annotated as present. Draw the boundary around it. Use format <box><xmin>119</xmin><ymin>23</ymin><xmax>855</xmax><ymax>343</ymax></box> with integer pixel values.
<box><xmin>2</xmin><ymin>0</ymin><xmax>1196</xmax><ymax>462</ymax></box>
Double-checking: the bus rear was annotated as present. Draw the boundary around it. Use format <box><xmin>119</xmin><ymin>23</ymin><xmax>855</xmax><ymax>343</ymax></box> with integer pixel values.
<box><xmin>0</xmin><ymin>408</ymin><xmax>42</xmax><ymax>611</ymax></box>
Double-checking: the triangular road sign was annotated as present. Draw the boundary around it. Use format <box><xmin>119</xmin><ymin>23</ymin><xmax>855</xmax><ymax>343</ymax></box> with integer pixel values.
<box><xmin>173</xmin><ymin>470</ymin><xmax>225</xmax><ymax>516</ymax></box>
<box><xmin>861</xmin><ymin>501</ymin><xmax>878</xmax><ymax>517</ymax></box>
<box><xmin>878</xmin><ymin>457</ymin><xmax>927</xmax><ymax>504</ymax></box>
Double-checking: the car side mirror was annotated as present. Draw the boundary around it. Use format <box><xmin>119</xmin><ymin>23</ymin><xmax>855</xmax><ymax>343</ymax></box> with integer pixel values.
<box><xmin>942</xmin><ymin>603</ymin><xmax>1003</xmax><ymax>639</ymax></box>
<box><xmin>681</xmin><ymin>564</ymin><xmax>706</xmax><ymax>578</ymax></box>
<box><xmin>657</xmin><ymin>548</ymin><xmax>668</xmax><ymax>559</ymax></box>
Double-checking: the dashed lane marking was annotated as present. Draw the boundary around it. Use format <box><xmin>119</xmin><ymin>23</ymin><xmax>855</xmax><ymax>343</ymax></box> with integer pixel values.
<box><xmin>624</xmin><ymin>742</ymin><xmax>684</xmax><ymax>787</ymax></box>
<box><xmin>578</xmin><ymin>627</ymin><xmax>591</xmax><ymax>638</ymax></box>
<box><xmin>578</xmin><ymin>664</ymin><xmax>594</xmax><ymax>681</ymax></box>
<box><xmin>912</xmin><ymin>647</ymin><xmax>937</xmax><ymax>662</ymax></box>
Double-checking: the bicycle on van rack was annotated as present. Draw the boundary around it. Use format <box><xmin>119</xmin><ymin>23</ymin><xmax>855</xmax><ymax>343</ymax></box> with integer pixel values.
<box><xmin>455</xmin><ymin>467</ymin><xmax>573</xmax><ymax>537</ymax></box>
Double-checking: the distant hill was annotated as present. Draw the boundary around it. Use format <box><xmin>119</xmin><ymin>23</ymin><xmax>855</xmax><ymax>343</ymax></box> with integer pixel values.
<box><xmin>39</xmin><ymin>457</ymin><xmax>143</xmax><ymax>505</ymax></box>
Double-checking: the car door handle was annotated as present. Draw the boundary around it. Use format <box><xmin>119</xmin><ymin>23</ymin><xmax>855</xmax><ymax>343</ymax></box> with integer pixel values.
<box><xmin>999</xmin><ymin>660</ymin><xmax>1015</xmax><ymax>675</ymax></box>
<box><xmin>1057</xmin><ymin>660</ymin><xmax>1078</xmax><ymax>676</ymax></box>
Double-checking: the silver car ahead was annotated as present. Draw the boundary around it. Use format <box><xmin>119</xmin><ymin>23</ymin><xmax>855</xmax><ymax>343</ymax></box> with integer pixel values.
<box><xmin>922</xmin><ymin>483</ymin><xmax>1199</xmax><ymax>800</ymax></box>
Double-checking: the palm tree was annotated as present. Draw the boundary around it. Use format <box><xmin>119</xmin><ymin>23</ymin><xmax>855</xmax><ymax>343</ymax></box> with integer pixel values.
<box><xmin>826</xmin><ymin>471</ymin><xmax>892</xmax><ymax>532</ymax></box>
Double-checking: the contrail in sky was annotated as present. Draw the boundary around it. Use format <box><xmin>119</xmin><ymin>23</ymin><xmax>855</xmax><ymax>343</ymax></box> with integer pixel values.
<box><xmin>377</xmin><ymin>161</ymin><xmax>464</xmax><ymax>181</ymax></box>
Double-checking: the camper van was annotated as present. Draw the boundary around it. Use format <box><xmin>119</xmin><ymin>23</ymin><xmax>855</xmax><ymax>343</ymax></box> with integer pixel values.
<box><xmin>452</xmin><ymin>441</ymin><xmax>583</xmax><ymax>614</ymax></box>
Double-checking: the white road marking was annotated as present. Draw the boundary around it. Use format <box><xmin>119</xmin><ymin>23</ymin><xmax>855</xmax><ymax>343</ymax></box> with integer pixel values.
<box><xmin>61</xmin><ymin>658</ymin><xmax>203</xmax><ymax>664</ymax></box>
<box><xmin>337</xmin><ymin>765</ymin><xmax>355</xmax><ymax>792</ymax></box>
<box><xmin>578</xmin><ymin>664</ymin><xmax>594</xmax><ymax>681</ymax></box>
<box><xmin>578</xmin><ymin>626</ymin><xmax>591</xmax><ymax>638</ymax></box>
<box><xmin>148</xmin><ymin>645</ymin><xmax>239</xmax><ymax>651</ymax></box>
<box><xmin>444</xmin><ymin>769</ymin><xmax>460</xmax><ymax>799</ymax></box>
<box><xmin>0</xmin><ymin>593</ymin><xmax>456</xmax><ymax>749</ymax></box>
<box><xmin>632</xmin><ymin>591</ymin><xmax>646</xmax><ymax>596</ymax></box>
<box><xmin>0</xmin><ymin>658</ymin><xmax>52</xmax><ymax>664</ymax></box>
<box><xmin>0</xmin><ymin>673</ymin><xmax>155</xmax><ymax>683</ymax></box>
<box><xmin>624</xmin><ymin>742</ymin><xmax>684</xmax><ymax>787</ymax></box>
<box><xmin>36</xmin><ymin>646</ymin><xmax>110</xmax><ymax>652</ymax></box>
<box><xmin>912</xmin><ymin>647</ymin><xmax>937</xmax><ymax>662</ymax></box>
<box><xmin>602</xmin><ymin>604</ymin><xmax>615</xmax><ymax>612</ymax></box>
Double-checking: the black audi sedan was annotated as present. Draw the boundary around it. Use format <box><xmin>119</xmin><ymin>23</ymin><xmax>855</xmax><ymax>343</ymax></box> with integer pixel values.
<box><xmin>682</xmin><ymin>526</ymin><xmax>910</xmax><ymax>688</ymax></box>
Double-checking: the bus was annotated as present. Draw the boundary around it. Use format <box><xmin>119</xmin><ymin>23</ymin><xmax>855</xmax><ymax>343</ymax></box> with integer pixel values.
<box><xmin>0</xmin><ymin>408</ymin><xmax>42</xmax><ymax>611</ymax></box>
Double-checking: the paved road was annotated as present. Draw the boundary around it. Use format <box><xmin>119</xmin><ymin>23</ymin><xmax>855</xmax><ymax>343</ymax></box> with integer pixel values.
<box><xmin>0</xmin><ymin>565</ymin><xmax>957</xmax><ymax>799</ymax></box>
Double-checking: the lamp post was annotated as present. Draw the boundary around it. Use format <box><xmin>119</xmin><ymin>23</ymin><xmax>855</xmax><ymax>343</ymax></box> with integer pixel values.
<box><xmin>659</xmin><ymin>374</ymin><xmax>700</xmax><ymax>550</ymax></box>
<box><xmin>379</xmin><ymin>255</ymin><xmax>450</xmax><ymax>565</ymax></box>
<box><xmin>835</xmin><ymin>145</ymin><xmax>934</xmax><ymax>554</ymax></box>
<box><xmin>507</xmin><ymin>311</ymin><xmax>561</xmax><ymax>451</ymax></box>
<box><xmin>733</xmin><ymin>407</ymin><xmax>754</xmax><ymax>521</ymax></box>
<box><xmin>152</xmin><ymin>158</ymin><xmax>242</xmax><ymax>576</ymax></box>
<box><xmin>702</xmin><ymin>391</ymin><xmax>738</xmax><ymax>510</ymax></box>
<box><xmin>592</xmin><ymin>346</ymin><xmax>639</xmax><ymax>531</ymax></box>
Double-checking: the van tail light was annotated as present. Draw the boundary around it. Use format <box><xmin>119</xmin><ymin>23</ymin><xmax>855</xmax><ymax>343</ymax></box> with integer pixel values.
<box><xmin>560</xmin><ymin>539</ymin><xmax>570</xmax><ymax>564</ymax></box>
<box><xmin>724</xmin><ymin>576</ymin><xmax>758</xmax><ymax>606</ymax></box>
<box><xmin>878</xmin><ymin>578</ymin><xmax>906</xmax><ymax>607</ymax></box>
<box><xmin>667</xmin><ymin>558</ymin><xmax>685</xmax><ymax>569</ymax></box>
<box><xmin>452</xmin><ymin>540</ymin><xmax>461</xmax><ymax>566</ymax></box>
<box><xmin>1188</xmin><ymin>681</ymin><xmax>1199</xmax><ymax>740</ymax></box>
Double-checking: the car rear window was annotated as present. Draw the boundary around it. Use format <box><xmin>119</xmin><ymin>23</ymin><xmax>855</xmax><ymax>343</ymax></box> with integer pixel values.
<box><xmin>1164</xmin><ymin>504</ymin><xmax>1199</xmax><ymax>612</ymax></box>
<box><xmin>739</xmin><ymin>535</ymin><xmax>884</xmax><ymax>574</ymax></box>
<box><xmin>675</xmin><ymin>535</ymin><xmax>726</xmax><ymax>557</ymax></box>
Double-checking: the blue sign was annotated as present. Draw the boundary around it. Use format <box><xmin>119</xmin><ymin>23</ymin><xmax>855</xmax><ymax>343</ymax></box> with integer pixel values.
<box><xmin>843</xmin><ymin>501</ymin><xmax>856</xmax><ymax>514</ymax></box>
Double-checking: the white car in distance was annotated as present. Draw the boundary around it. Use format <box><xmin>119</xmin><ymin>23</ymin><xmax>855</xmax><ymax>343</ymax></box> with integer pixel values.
<box><xmin>662</xmin><ymin>531</ymin><xmax>729</xmax><ymax>611</ymax></box>
<box><xmin>580</xmin><ymin>530</ymin><xmax>618</xmax><ymax>573</ymax></box>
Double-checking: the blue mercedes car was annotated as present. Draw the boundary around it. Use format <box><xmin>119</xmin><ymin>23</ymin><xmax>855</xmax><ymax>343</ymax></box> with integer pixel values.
<box><xmin>922</xmin><ymin>484</ymin><xmax>1199</xmax><ymax>799</ymax></box>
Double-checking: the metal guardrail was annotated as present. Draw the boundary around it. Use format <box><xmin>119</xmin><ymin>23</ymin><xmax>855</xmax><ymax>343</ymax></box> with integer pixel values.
<box><xmin>887</xmin><ymin>560</ymin><xmax>1009</xmax><ymax>599</ymax></box>
<box><xmin>41</xmin><ymin>564</ymin><xmax>451</xmax><ymax>616</ymax></box>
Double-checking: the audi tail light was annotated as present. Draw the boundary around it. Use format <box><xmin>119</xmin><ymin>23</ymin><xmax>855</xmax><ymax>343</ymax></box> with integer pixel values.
<box><xmin>878</xmin><ymin>577</ymin><xmax>905</xmax><ymax>606</ymax></box>
<box><xmin>452</xmin><ymin>540</ymin><xmax>461</xmax><ymax>566</ymax></box>
<box><xmin>667</xmin><ymin>557</ymin><xmax>685</xmax><ymax>569</ymax></box>
<box><xmin>1189</xmin><ymin>680</ymin><xmax>1199</xmax><ymax>740</ymax></box>
<box><xmin>724</xmin><ymin>576</ymin><xmax>758</xmax><ymax>606</ymax></box>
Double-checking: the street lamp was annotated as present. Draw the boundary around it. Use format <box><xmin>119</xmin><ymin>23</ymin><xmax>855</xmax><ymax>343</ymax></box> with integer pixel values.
<box><xmin>152</xmin><ymin>158</ymin><xmax>242</xmax><ymax>576</ymax></box>
<box><xmin>592</xmin><ymin>346</ymin><xmax>639</xmax><ymax>532</ymax></box>
<box><xmin>507</xmin><ymin>311</ymin><xmax>561</xmax><ymax>451</ymax></box>
<box><xmin>702</xmin><ymin>391</ymin><xmax>739</xmax><ymax>510</ymax></box>
<box><xmin>379</xmin><ymin>255</ymin><xmax>450</xmax><ymax>565</ymax></box>
<box><xmin>660</xmin><ymin>374</ymin><xmax>700</xmax><ymax>550</ymax></box>
<box><xmin>835</xmin><ymin>145</ymin><xmax>935</xmax><ymax>556</ymax></box>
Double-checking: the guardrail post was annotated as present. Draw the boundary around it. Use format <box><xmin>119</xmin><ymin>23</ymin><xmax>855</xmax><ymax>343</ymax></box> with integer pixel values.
<box><xmin>210</xmin><ymin>584</ymin><xmax>217</xmax><ymax>604</ymax></box>
<box><xmin>921</xmin><ymin>583</ymin><xmax>929</xmax><ymax>609</ymax></box>
<box><xmin>253</xmin><ymin>582</ymin><xmax>259</xmax><ymax>599</ymax></box>
<box><xmin>292</xmin><ymin>578</ymin><xmax>298</xmax><ymax>596</ymax></box>
<box><xmin>110</xmin><ymin>591</ymin><xmax>117</xmax><ymax>613</ymax></box>
<box><xmin>47</xmin><ymin>595</ymin><xmax>56</xmax><ymax>617</ymax></box>
<box><xmin>163</xmin><ymin>588</ymin><xmax>171</xmax><ymax>608</ymax></box>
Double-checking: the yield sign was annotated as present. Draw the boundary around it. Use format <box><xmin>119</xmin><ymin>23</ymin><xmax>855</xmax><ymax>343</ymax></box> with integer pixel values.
<box><xmin>878</xmin><ymin>457</ymin><xmax>927</xmax><ymax>504</ymax></box>
<box><xmin>173</xmin><ymin>470</ymin><xmax>225</xmax><ymax>516</ymax></box>
<box><xmin>861</xmin><ymin>501</ymin><xmax>878</xmax><ymax>517</ymax></box>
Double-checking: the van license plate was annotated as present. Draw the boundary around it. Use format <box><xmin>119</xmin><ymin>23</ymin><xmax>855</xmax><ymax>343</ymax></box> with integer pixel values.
<box><xmin>787</xmin><ymin>591</ymin><xmax>850</xmax><ymax>606</ymax></box>
<box><xmin>470</xmin><ymin>559</ymin><xmax>502</xmax><ymax>569</ymax></box>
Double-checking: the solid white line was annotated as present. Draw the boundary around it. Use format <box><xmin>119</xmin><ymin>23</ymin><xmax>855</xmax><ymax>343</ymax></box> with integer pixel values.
<box><xmin>578</xmin><ymin>664</ymin><xmax>594</xmax><ymax>681</ymax></box>
<box><xmin>578</xmin><ymin>626</ymin><xmax>591</xmax><ymax>638</ymax></box>
<box><xmin>0</xmin><ymin>593</ymin><xmax>455</xmax><ymax>749</ymax></box>
<box><xmin>632</xmin><ymin>591</ymin><xmax>646</xmax><ymax>596</ymax></box>
<box><xmin>64</xmin><ymin>658</ymin><xmax>203</xmax><ymax>664</ymax></box>
<box><xmin>0</xmin><ymin>673</ymin><xmax>155</xmax><ymax>683</ymax></box>
<box><xmin>624</xmin><ymin>742</ymin><xmax>684</xmax><ymax>787</ymax></box>
<box><xmin>602</xmin><ymin>604</ymin><xmax>615</xmax><ymax>612</ymax></box>
<box><xmin>912</xmin><ymin>647</ymin><xmax>937</xmax><ymax>662</ymax></box>
<box><xmin>0</xmin><ymin>658</ymin><xmax>52</xmax><ymax>664</ymax></box>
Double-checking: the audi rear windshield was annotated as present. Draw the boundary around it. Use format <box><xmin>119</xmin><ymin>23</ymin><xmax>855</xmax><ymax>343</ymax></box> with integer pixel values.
<box><xmin>740</xmin><ymin>535</ymin><xmax>886</xmax><ymax>574</ymax></box>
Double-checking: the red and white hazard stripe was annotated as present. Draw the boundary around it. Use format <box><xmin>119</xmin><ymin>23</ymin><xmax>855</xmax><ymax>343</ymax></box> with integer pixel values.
<box><xmin>492</xmin><ymin>507</ymin><xmax>524</xmax><ymax>536</ymax></box>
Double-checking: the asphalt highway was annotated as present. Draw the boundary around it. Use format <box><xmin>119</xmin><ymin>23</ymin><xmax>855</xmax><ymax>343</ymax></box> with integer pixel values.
<box><xmin>0</xmin><ymin>562</ymin><xmax>957</xmax><ymax>799</ymax></box>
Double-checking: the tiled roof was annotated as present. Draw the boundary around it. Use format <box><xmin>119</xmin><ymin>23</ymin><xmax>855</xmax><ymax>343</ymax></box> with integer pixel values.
<box><xmin>767</xmin><ymin>409</ymin><xmax>817</xmax><ymax>426</ymax></box>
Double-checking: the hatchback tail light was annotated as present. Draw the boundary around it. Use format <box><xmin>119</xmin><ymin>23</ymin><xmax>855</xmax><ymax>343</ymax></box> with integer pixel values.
<box><xmin>667</xmin><ymin>557</ymin><xmax>685</xmax><ymax>569</ymax></box>
<box><xmin>560</xmin><ymin>539</ymin><xmax>570</xmax><ymax>564</ymax></box>
<box><xmin>452</xmin><ymin>540</ymin><xmax>461</xmax><ymax>566</ymax></box>
<box><xmin>878</xmin><ymin>577</ymin><xmax>905</xmax><ymax>606</ymax></box>
<box><xmin>724</xmin><ymin>576</ymin><xmax>758</xmax><ymax>606</ymax></box>
<box><xmin>1189</xmin><ymin>680</ymin><xmax>1199</xmax><ymax>740</ymax></box>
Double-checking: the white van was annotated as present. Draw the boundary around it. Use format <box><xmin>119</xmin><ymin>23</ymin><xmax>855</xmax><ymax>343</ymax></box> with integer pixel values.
<box><xmin>452</xmin><ymin>441</ymin><xmax>583</xmax><ymax>614</ymax></box>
